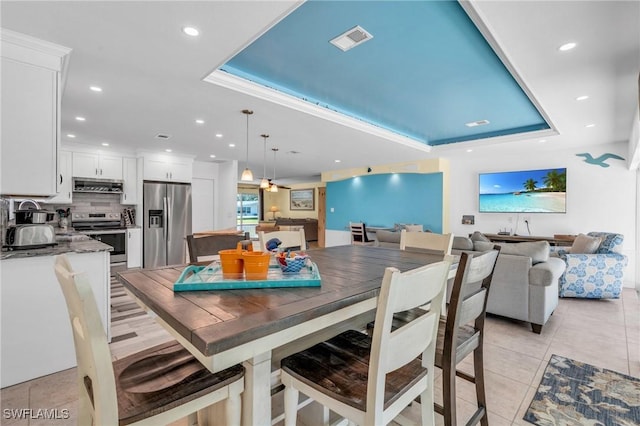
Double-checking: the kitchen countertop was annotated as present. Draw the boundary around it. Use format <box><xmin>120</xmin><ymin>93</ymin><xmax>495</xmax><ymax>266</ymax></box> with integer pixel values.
<box><xmin>1</xmin><ymin>233</ymin><xmax>112</xmax><ymax>260</ymax></box>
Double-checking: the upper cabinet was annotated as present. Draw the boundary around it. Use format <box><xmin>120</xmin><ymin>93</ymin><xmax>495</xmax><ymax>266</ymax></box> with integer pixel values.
<box><xmin>0</xmin><ymin>30</ymin><xmax>71</xmax><ymax>197</ymax></box>
<box><xmin>47</xmin><ymin>150</ymin><xmax>72</xmax><ymax>204</ymax></box>
<box><xmin>143</xmin><ymin>156</ymin><xmax>192</xmax><ymax>183</ymax></box>
<box><xmin>72</xmin><ymin>152</ymin><xmax>123</xmax><ymax>180</ymax></box>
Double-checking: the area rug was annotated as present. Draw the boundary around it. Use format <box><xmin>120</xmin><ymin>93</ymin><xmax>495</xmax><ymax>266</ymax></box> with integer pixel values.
<box><xmin>524</xmin><ymin>354</ymin><xmax>640</xmax><ymax>426</ymax></box>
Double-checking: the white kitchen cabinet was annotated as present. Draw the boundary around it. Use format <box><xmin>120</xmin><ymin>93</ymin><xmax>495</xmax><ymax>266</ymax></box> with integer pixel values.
<box><xmin>0</xmin><ymin>250</ymin><xmax>109</xmax><ymax>387</ymax></box>
<box><xmin>121</xmin><ymin>157</ymin><xmax>138</xmax><ymax>204</ymax></box>
<box><xmin>144</xmin><ymin>158</ymin><xmax>192</xmax><ymax>183</ymax></box>
<box><xmin>127</xmin><ymin>228</ymin><xmax>142</xmax><ymax>268</ymax></box>
<box><xmin>0</xmin><ymin>30</ymin><xmax>70</xmax><ymax>197</ymax></box>
<box><xmin>47</xmin><ymin>150</ymin><xmax>72</xmax><ymax>204</ymax></box>
<box><xmin>72</xmin><ymin>152</ymin><xmax>123</xmax><ymax>180</ymax></box>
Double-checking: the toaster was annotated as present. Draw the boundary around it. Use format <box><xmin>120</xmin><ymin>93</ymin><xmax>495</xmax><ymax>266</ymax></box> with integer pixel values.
<box><xmin>5</xmin><ymin>224</ymin><xmax>56</xmax><ymax>249</ymax></box>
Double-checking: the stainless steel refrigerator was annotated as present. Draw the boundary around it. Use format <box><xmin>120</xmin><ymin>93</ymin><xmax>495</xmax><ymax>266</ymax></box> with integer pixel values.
<box><xmin>143</xmin><ymin>181</ymin><xmax>192</xmax><ymax>268</ymax></box>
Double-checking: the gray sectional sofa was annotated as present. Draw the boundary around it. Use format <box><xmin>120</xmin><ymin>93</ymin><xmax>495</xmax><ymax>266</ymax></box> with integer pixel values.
<box><xmin>454</xmin><ymin>234</ymin><xmax>565</xmax><ymax>333</ymax></box>
<box><xmin>375</xmin><ymin>230</ymin><xmax>565</xmax><ymax>333</ymax></box>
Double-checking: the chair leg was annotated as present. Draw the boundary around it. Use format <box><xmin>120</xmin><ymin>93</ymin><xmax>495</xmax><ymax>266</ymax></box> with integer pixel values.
<box><xmin>284</xmin><ymin>384</ymin><xmax>299</xmax><ymax>426</ymax></box>
<box><xmin>442</xmin><ymin>360</ymin><xmax>457</xmax><ymax>426</ymax></box>
<box><xmin>226</xmin><ymin>390</ymin><xmax>242</xmax><ymax>426</ymax></box>
<box><xmin>420</xmin><ymin>371</ymin><xmax>436</xmax><ymax>426</ymax></box>
<box><xmin>473</xmin><ymin>347</ymin><xmax>489</xmax><ymax>426</ymax></box>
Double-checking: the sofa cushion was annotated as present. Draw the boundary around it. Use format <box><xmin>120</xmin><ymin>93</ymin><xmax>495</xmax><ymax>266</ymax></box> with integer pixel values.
<box><xmin>452</xmin><ymin>236</ymin><xmax>474</xmax><ymax>251</ymax></box>
<box><xmin>570</xmin><ymin>233</ymin><xmax>602</xmax><ymax>254</ymax></box>
<box><xmin>504</xmin><ymin>241</ymin><xmax>550</xmax><ymax>263</ymax></box>
<box><xmin>376</xmin><ymin>230</ymin><xmax>401</xmax><ymax>244</ymax></box>
<box><xmin>473</xmin><ymin>241</ymin><xmax>494</xmax><ymax>252</ymax></box>
<box><xmin>470</xmin><ymin>231</ymin><xmax>490</xmax><ymax>242</ymax></box>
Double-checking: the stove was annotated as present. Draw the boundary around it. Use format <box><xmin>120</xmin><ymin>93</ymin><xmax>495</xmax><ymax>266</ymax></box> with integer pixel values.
<box><xmin>72</xmin><ymin>212</ymin><xmax>127</xmax><ymax>266</ymax></box>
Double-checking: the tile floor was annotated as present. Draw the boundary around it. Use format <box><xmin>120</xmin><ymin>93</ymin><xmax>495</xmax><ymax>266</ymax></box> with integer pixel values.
<box><xmin>2</xmin><ymin>282</ymin><xmax>638</xmax><ymax>426</ymax></box>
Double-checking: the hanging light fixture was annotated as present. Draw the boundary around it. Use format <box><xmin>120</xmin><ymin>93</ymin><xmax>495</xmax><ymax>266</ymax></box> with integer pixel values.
<box><xmin>259</xmin><ymin>134</ymin><xmax>270</xmax><ymax>189</ymax></box>
<box><xmin>240</xmin><ymin>109</ymin><xmax>254</xmax><ymax>181</ymax></box>
<box><xmin>270</xmin><ymin>147</ymin><xmax>279</xmax><ymax>193</ymax></box>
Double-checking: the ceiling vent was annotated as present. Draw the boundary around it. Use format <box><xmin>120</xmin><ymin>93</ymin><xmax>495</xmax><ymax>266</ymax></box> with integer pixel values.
<box><xmin>155</xmin><ymin>133</ymin><xmax>171</xmax><ymax>139</ymax></box>
<box><xmin>465</xmin><ymin>120</ymin><xmax>490</xmax><ymax>128</ymax></box>
<box><xmin>330</xmin><ymin>25</ymin><xmax>373</xmax><ymax>52</ymax></box>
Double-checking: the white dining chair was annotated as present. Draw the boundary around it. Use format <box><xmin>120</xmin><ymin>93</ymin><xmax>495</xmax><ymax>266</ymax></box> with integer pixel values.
<box><xmin>53</xmin><ymin>254</ymin><xmax>244</xmax><ymax>425</ymax></box>
<box><xmin>280</xmin><ymin>260</ymin><xmax>451</xmax><ymax>425</ymax></box>
<box><xmin>258</xmin><ymin>228</ymin><xmax>307</xmax><ymax>251</ymax></box>
<box><xmin>400</xmin><ymin>229</ymin><xmax>454</xmax><ymax>255</ymax></box>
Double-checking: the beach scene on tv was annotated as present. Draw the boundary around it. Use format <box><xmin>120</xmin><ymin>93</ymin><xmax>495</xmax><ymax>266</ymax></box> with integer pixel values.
<box><xmin>479</xmin><ymin>168</ymin><xmax>567</xmax><ymax>213</ymax></box>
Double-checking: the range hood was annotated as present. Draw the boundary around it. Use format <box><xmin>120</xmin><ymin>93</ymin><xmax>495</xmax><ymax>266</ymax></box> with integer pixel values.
<box><xmin>73</xmin><ymin>178</ymin><xmax>124</xmax><ymax>194</ymax></box>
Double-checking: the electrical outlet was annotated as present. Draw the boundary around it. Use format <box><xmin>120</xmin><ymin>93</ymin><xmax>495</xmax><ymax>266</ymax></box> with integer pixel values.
<box><xmin>507</xmin><ymin>216</ymin><xmax>513</xmax><ymax>223</ymax></box>
<box><xmin>523</xmin><ymin>216</ymin><xmax>531</xmax><ymax>222</ymax></box>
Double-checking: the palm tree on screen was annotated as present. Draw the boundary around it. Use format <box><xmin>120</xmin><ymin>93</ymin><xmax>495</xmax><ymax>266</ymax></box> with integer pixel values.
<box><xmin>543</xmin><ymin>170</ymin><xmax>566</xmax><ymax>191</ymax></box>
<box><xmin>523</xmin><ymin>179</ymin><xmax>537</xmax><ymax>192</ymax></box>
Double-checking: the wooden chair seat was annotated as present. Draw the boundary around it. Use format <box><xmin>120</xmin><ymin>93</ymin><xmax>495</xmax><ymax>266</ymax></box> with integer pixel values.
<box><xmin>115</xmin><ymin>341</ymin><xmax>245</xmax><ymax>424</ymax></box>
<box><xmin>281</xmin><ymin>330</ymin><xmax>427</xmax><ymax>412</ymax></box>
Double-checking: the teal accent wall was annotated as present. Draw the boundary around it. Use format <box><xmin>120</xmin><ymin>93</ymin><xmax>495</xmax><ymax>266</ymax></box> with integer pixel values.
<box><xmin>326</xmin><ymin>173</ymin><xmax>443</xmax><ymax>232</ymax></box>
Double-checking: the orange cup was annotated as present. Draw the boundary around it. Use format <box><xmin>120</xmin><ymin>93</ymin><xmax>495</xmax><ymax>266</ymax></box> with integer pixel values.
<box><xmin>218</xmin><ymin>242</ymin><xmax>252</xmax><ymax>278</ymax></box>
<box><xmin>242</xmin><ymin>251</ymin><xmax>271</xmax><ymax>280</ymax></box>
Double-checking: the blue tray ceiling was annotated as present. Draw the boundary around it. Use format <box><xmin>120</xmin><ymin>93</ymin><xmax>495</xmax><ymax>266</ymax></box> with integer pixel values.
<box><xmin>220</xmin><ymin>0</ymin><xmax>549</xmax><ymax>146</ymax></box>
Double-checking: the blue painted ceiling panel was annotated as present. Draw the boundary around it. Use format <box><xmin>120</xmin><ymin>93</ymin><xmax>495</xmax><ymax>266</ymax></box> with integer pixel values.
<box><xmin>221</xmin><ymin>0</ymin><xmax>549</xmax><ymax>145</ymax></box>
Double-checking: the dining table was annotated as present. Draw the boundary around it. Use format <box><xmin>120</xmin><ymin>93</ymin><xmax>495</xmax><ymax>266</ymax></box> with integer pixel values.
<box><xmin>117</xmin><ymin>245</ymin><xmax>454</xmax><ymax>426</ymax></box>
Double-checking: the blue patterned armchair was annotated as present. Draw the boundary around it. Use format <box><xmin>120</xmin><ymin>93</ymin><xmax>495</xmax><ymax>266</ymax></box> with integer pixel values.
<box><xmin>558</xmin><ymin>232</ymin><xmax>628</xmax><ymax>298</ymax></box>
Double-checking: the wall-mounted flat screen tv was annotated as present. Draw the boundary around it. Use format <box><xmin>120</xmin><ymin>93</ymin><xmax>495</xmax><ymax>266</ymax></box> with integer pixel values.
<box><xmin>479</xmin><ymin>168</ymin><xmax>566</xmax><ymax>213</ymax></box>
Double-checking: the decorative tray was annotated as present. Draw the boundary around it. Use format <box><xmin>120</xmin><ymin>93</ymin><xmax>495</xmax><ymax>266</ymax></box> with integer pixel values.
<box><xmin>173</xmin><ymin>261</ymin><xmax>321</xmax><ymax>291</ymax></box>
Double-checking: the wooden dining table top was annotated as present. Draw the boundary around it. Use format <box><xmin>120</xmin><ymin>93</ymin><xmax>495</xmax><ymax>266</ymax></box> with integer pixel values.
<box><xmin>117</xmin><ymin>245</ymin><xmax>448</xmax><ymax>360</ymax></box>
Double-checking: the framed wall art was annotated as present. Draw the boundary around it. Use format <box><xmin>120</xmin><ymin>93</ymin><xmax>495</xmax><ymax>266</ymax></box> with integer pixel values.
<box><xmin>290</xmin><ymin>188</ymin><xmax>315</xmax><ymax>210</ymax></box>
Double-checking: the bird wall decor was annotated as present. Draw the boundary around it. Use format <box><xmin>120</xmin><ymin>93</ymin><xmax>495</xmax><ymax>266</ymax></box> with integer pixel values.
<box><xmin>575</xmin><ymin>152</ymin><xmax>625</xmax><ymax>167</ymax></box>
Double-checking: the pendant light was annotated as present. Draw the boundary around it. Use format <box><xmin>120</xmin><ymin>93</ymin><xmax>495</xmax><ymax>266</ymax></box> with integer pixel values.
<box><xmin>240</xmin><ymin>109</ymin><xmax>254</xmax><ymax>181</ymax></box>
<box><xmin>259</xmin><ymin>134</ymin><xmax>270</xmax><ymax>189</ymax></box>
<box><xmin>270</xmin><ymin>147</ymin><xmax>279</xmax><ymax>193</ymax></box>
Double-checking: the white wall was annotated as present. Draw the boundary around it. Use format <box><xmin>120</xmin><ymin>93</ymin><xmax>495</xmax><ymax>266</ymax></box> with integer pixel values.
<box><xmin>217</xmin><ymin>160</ymin><xmax>239</xmax><ymax>230</ymax></box>
<box><xmin>447</xmin><ymin>141</ymin><xmax>637</xmax><ymax>288</ymax></box>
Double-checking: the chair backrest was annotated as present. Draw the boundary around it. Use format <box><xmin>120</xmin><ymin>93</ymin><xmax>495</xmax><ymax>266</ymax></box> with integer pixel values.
<box><xmin>349</xmin><ymin>222</ymin><xmax>370</xmax><ymax>244</ymax></box>
<box><xmin>444</xmin><ymin>248</ymin><xmax>500</xmax><ymax>365</ymax></box>
<box><xmin>54</xmin><ymin>254</ymin><xmax>118</xmax><ymax>425</ymax></box>
<box><xmin>258</xmin><ymin>228</ymin><xmax>307</xmax><ymax>251</ymax></box>
<box><xmin>399</xmin><ymin>229</ymin><xmax>454</xmax><ymax>255</ymax></box>
<box><xmin>367</xmin><ymin>259</ymin><xmax>451</xmax><ymax>417</ymax></box>
<box><xmin>186</xmin><ymin>232</ymin><xmax>250</xmax><ymax>262</ymax></box>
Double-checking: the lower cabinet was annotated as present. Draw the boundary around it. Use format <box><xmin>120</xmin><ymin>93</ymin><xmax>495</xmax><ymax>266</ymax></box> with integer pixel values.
<box><xmin>0</xmin><ymin>251</ymin><xmax>109</xmax><ymax>388</ymax></box>
<box><xmin>127</xmin><ymin>228</ymin><xmax>142</xmax><ymax>268</ymax></box>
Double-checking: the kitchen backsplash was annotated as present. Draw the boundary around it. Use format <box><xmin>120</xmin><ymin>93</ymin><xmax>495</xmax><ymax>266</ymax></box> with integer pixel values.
<box><xmin>47</xmin><ymin>193</ymin><xmax>136</xmax><ymax>226</ymax></box>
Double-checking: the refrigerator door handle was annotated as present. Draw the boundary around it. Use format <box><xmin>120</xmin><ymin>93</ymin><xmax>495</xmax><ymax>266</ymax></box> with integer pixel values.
<box><xmin>166</xmin><ymin>197</ymin><xmax>171</xmax><ymax>242</ymax></box>
<box><xmin>163</xmin><ymin>196</ymin><xmax>168</xmax><ymax>241</ymax></box>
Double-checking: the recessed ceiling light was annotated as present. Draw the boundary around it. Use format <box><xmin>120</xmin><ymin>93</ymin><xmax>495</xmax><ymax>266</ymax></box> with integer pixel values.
<box><xmin>67</xmin><ymin>134</ymin><xmax>76</xmax><ymax>138</ymax></box>
<box><xmin>539</xmin><ymin>139</ymin><xmax>547</xmax><ymax>143</ymax></box>
<box><xmin>576</xmin><ymin>95</ymin><xmax>589</xmax><ymax>101</ymax></box>
<box><xmin>465</xmin><ymin>119</ymin><xmax>490</xmax><ymax>127</ymax></box>
<box><xmin>75</xmin><ymin>116</ymin><xmax>86</xmax><ymax>121</ymax></box>
<box><xmin>165</xmin><ymin>149</ymin><xmax>172</xmax><ymax>152</ymax></box>
<box><xmin>558</xmin><ymin>42</ymin><xmax>577</xmax><ymax>51</ymax></box>
<box><xmin>466</xmin><ymin>149</ymin><xmax>473</xmax><ymax>153</ymax></box>
<box><xmin>182</xmin><ymin>26</ymin><xmax>199</xmax><ymax>37</ymax></box>
<box><xmin>101</xmin><ymin>143</ymin><xmax>109</xmax><ymax>147</ymax></box>
<box><xmin>195</xmin><ymin>119</ymin><xmax>205</xmax><ymax>124</ymax></box>
<box><xmin>585</xmin><ymin>124</ymin><xmax>596</xmax><ymax>128</ymax></box>
<box><xmin>334</xmin><ymin>159</ymin><xmax>341</xmax><ymax>163</ymax></box>
<box><xmin>228</xmin><ymin>143</ymin><xmax>235</xmax><ymax>148</ymax></box>
<box><xmin>89</xmin><ymin>86</ymin><xmax>102</xmax><ymax>92</ymax></box>
<box><xmin>209</xmin><ymin>154</ymin><xmax>216</xmax><ymax>158</ymax></box>
<box><xmin>215</xmin><ymin>133</ymin><xmax>223</xmax><ymax>138</ymax></box>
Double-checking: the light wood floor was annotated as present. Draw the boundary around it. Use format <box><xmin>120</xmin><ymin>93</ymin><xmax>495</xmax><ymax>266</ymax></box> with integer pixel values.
<box><xmin>1</xmin><ymin>276</ymin><xmax>638</xmax><ymax>426</ymax></box>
